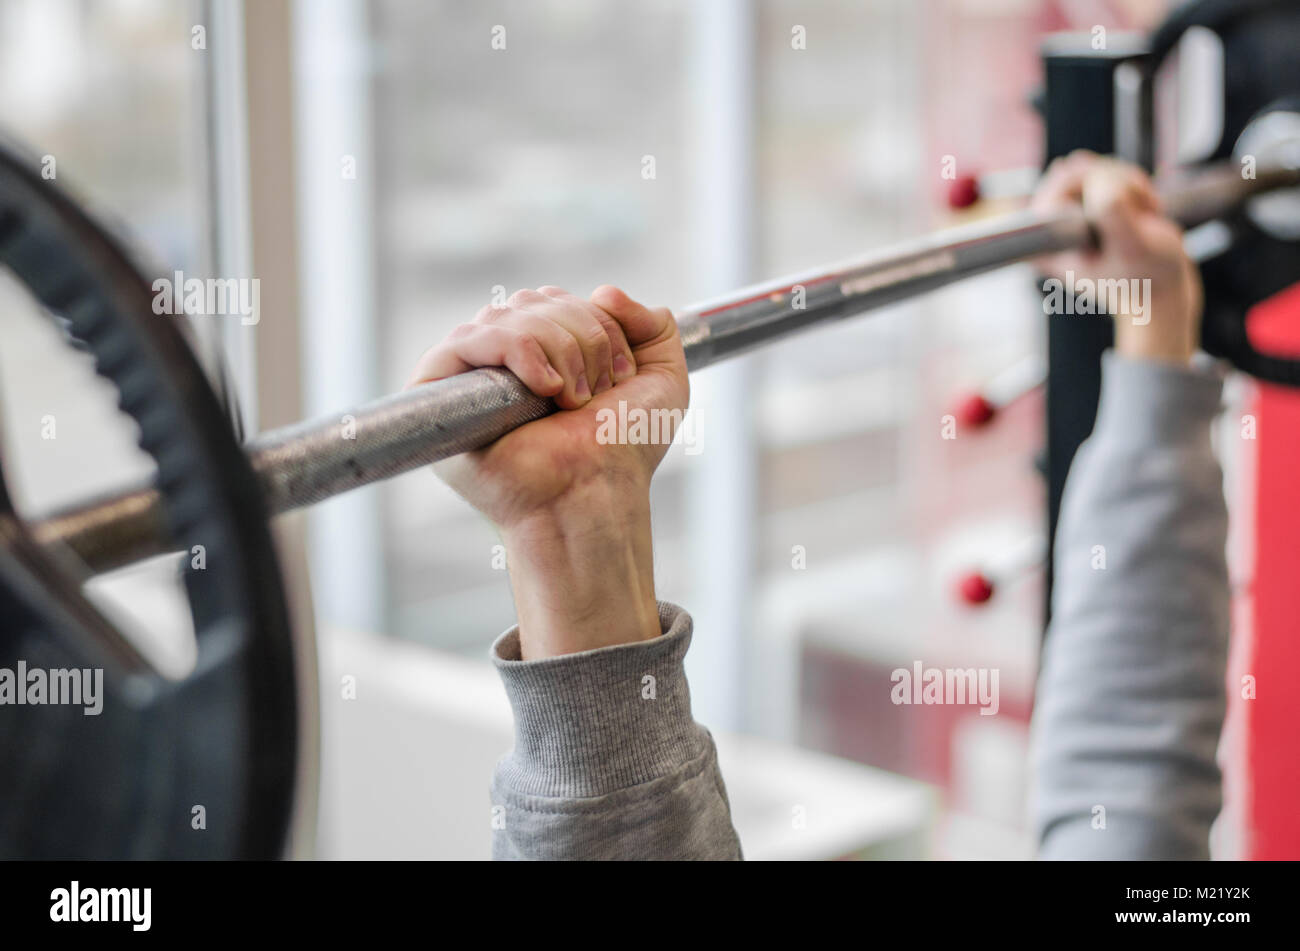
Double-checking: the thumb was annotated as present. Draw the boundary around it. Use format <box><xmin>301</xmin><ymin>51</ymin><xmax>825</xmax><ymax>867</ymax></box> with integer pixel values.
<box><xmin>589</xmin><ymin>285</ymin><xmax>677</xmax><ymax>350</ymax></box>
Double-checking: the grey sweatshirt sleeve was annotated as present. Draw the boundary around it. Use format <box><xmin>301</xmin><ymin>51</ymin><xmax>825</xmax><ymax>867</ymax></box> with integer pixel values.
<box><xmin>488</xmin><ymin>601</ymin><xmax>743</xmax><ymax>860</ymax></box>
<box><xmin>1032</xmin><ymin>351</ymin><xmax>1230</xmax><ymax>860</ymax></box>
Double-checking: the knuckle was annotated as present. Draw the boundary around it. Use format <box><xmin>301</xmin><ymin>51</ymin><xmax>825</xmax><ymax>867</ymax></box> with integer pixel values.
<box><xmin>599</xmin><ymin>318</ymin><xmax>628</xmax><ymax>346</ymax></box>
<box><xmin>507</xmin><ymin>288</ymin><xmax>543</xmax><ymax>307</ymax></box>
<box><xmin>555</xmin><ymin>333</ymin><xmax>583</xmax><ymax>367</ymax></box>
<box><xmin>521</xmin><ymin>336</ymin><xmax>548</xmax><ymax>362</ymax></box>
<box><xmin>509</xmin><ymin>330</ymin><xmax>540</xmax><ymax>356</ymax></box>
<box><xmin>583</xmin><ymin>321</ymin><xmax>611</xmax><ymax>349</ymax></box>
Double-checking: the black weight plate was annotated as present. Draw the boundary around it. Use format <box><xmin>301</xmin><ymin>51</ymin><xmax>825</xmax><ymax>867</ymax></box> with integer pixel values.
<box><xmin>0</xmin><ymin>140</ymin><xmax>299</xmax><ymax>859</ymax></box>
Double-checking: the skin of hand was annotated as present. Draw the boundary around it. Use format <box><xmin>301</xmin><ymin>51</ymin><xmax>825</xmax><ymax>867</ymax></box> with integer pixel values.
<box><xmin>1032</xmin><ymin>150</ymin><xmax>1203</xmax><ymax>365</ymax></box>
<box><xmin>406</xmin><ymin>285</ymin><xmax>688</xmax><ymax>659</ymax></box>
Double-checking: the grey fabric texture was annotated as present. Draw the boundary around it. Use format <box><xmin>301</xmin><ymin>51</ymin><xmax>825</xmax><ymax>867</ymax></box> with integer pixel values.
<box><xmin>1032</xmin><ymin>351</ymin><xmax>1230</xmax><ymax>859</ymax></box>
<box><xmin>489</xmin><ymin>602</ymin><xmax>742</xmax><ymax>860</ymax></box>
<box><xmin>486</xmin><ymin>352</ymin><xmax>1231</xmax><ymax>860</ymax></box>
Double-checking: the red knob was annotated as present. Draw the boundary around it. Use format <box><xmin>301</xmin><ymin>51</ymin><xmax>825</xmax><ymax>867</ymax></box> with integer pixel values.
<box><xmin>948</xmin><ymin>175</ymin><xmax>980</xmax><ymax>210</ymax></box>
<box><xmin>954</xmin><ymin>393</ymin><xmax>996</xmax><ymax>427</ymax></box>
<box><xmin>957</xmin><ymin>572</ymin><xmax>995</xmax><ymax>605</ymax></box>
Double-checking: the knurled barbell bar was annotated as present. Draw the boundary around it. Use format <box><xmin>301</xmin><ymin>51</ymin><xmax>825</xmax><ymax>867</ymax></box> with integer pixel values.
<box><xmin>30</xmin><ymin>154</ymin><xmax>1300</xmax><ymax>579</ymax></box>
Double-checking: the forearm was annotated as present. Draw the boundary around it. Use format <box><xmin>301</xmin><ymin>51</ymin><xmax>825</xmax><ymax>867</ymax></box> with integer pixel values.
<box><xmin>1032</xmin><ymin>352</ymin><xmax>1230</xmax><ymax>859</ymax></box>
<box><xmin>490</xmin><ymin>481</ymin><xmax>742</xmax><ymax>860</ymax></box>
<box><xmin>502</xmin><ymin>476</ymin><xmax>660</xmax><ymax>659</ymax></box>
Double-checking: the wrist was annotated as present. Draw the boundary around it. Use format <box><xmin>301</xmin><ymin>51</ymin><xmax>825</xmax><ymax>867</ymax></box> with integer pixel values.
<box><xmin>1113</xmin><ymin>300</ymin><xmax>1198</xmax><ymax>366</ymax></box>
<box><xmin>1114</xmin><ymin>323</ymin><xmax>1195</xmax><ymax>365</ymax></box>
<box><xmin>1112</xmin><ymin>270</ymin><xmax>1201</xmax><ymax>366</ymax></box>
<box><xmin>502</xmin><ymin>476</ymin><xmax>660</xmax><ymax>659</ymax></box>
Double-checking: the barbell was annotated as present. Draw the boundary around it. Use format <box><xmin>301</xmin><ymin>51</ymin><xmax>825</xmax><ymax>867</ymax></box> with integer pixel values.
<box><xmin>29</xmin><ymin>153</ymin><xmax>1300</xmax><ymax>578</ymax></box>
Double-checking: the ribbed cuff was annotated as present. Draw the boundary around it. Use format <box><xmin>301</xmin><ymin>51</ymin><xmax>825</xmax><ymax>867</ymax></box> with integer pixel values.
<box><xmin>490</xmin><ymin>601</ymin><xmax>705</xmax><ymax>798</ymax></box>
<box><xmin>1093</xmin><ymin>351</ymin><xmax>1224</xmax><ymax>449</ymax></box>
